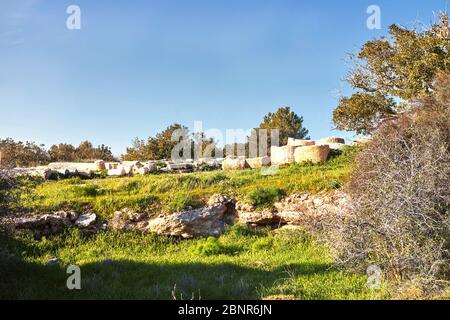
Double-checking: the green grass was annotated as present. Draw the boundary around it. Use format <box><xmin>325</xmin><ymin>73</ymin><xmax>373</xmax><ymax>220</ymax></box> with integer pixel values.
<box><xmin>0</xmin><ymin>225</ymin><xmax>387</xmax><ymax>300</ymax></box>
<box><xmin>19</xmin><ymin>146</ymin><xmax>358</xmax><ymax>219</ymax></box>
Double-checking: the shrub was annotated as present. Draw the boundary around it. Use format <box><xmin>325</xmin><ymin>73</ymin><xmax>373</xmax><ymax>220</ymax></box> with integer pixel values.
<box><xmin>0</xmin><ymin>173</ymin><xmax>19</xmax><ymax>214</ymax></box>
<box><xmin>329</xmin><ymin>74</ymin><xmax>450</xmax><ymax>290</ymax></box>
<box><xmin>247</xmin><ymin>187</ymin><xmax>285</xmax><ymax>208</ymax></box>
<box><xmin>0</xmin><ymin>173</ymin><xmax>40</xmax><ymax>214</ymax></box>
<box><xmin>191</xmin><ymin>237</ymin><xmax>227</xmax><ymax>256</ymax></box>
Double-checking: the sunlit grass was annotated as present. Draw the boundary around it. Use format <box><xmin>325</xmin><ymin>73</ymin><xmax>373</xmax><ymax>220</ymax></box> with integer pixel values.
<box><xmin>20</xmin><ymin>147</ymin><xmax>357</xmax><ymax>218</ymax></box>
<box><xmin>0</xmin><ymin>225</ymin><xmax>387</xmax><ymax>300</ymax></box>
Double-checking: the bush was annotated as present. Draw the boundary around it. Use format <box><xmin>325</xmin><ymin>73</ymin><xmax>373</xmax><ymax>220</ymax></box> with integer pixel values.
<box><xmin>247</xmin><ymin>187</ymin><xmax>285</xmax><ymax>208</ymax></box>
<box><xmin>191</xmin><ymin>237</ymin><xmax>228</xmax><ymax>256</ymax></box>
<box><xmin>329</xmin><ymin>75</ymin><xmax>450</xmax><ymax>290</ymax></box>
<box><xmin>0</xmin><ymin>173</ymin><xmax>40</xmax><ymax>214</ymax></box>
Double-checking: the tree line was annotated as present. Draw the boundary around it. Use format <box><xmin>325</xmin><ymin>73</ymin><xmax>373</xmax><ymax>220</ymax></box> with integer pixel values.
<box><xmin>1</xmin><ymin>106</ymin><xmax>309</xmax><ymax>167</ymax></box>
<box><xmin>0</xmin><ymin>140</ymin><xmax>115</xmax><ymax>169</ymax></box>
<box><xmin>122</xmin><ymin>106</ymin><xmax>309</xmax><ymax>161</ymax></box>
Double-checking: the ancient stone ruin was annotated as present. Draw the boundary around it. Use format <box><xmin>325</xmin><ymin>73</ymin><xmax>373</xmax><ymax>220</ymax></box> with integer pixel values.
<box><xmin>7</xmin><ymin>136</ymin><xmax>361</xmax><ymax>179</ymax></box>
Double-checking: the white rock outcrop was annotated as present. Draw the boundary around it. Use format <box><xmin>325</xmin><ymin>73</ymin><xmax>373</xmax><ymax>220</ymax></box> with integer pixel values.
<box><xmin>287</xmin><ymin>138</ymin><xmax>316</xmax><ymax>147</ymax></box>
<box><xmin>245</xmin><ymin>156</ymin><xmax>271</xmax><ymax>169</ymax></box>
<box><xmin>222</xmin><ymin>157</ymin><xmax>246</xmax><ymax>170</ymax></box>
<box><xmin>270</xmin><ymin>146</ymin><xmax>297</xmax><ymax>166</ymax></box>
<box><xmin>294</xmin><ymin>145</ymin><xmax>330</xmax><ymax>164</ymax></box>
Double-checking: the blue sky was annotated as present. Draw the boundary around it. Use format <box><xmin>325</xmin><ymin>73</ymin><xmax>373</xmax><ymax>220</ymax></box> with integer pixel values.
<box><xmin>0</xmin><ymin>0</ymin><xmax>447</xmax><ymax>155</ymax></box>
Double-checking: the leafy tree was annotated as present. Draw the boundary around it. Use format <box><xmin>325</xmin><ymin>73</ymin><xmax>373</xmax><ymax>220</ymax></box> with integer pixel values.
<box><xmin>49</xmin><ymin>141</ymin><xmax>115</xmax><ymax>162</ymax></box>
<box><xmin>49</xmin><ymin>143</ymin><xmax>77</xmax><ymax>162</ymax></box>
<box><xmin>124</xmin><ymin>124</ymin><xmax>190</xmax><ymax>160</ymax></box>
<box><xmin>124</xmin><ymin>124</ymin><xmax>219</xmax><ymax>161</ymax></box>
<box><xmin>333</xmin><ymin>14</ymin><xmax>450</xmax><ymax>134</ymax></box>
<box><xmin>74</xmin><ymin>141</ymin><xmax>115</xmax><ymax>161</ymax></box>
<box><xmin>95</xmin><ymin>144</ymin><xmax>116</xmax><ymax>161</ymax></box>
<box><xmin>0</xmin><ymin>138</ymin><xmax>49</xmax><ymax>168</ymax></box>
<box><xmin>259</xmin><ymin>106</ymin><xmax>309</xmax><ymax>146</ymax></box>
<box><xmin>76</xmin><ymin>141</ymin><xmax>97</xmax><ymax>160</ymax></box>
<box><xmin>333</xmin><ymin>93</ymin><xmax>396</xmax><ymax>135</ymax></box>
<box><xmin>153</xmin><ymin>124</ymin><xmax>189</xmax><ymax>160</ymax></box>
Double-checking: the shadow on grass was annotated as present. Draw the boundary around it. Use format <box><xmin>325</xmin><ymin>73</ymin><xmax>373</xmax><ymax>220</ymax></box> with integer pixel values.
<box><xmin>1</xmin><ymin>255</ymin><xmax>334</xmax><ymax>300</ymax></box>
<box><xmin>0</xmin><ymin>231</ymin><xmax>357</xmax><ymax>300</ymax></box>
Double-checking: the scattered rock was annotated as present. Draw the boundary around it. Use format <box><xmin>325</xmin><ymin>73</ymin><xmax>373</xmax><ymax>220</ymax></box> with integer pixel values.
<box><xmin>318</xmin><ymin>137</ymin><xmax>345</xmax><ymax>144</ymax></box>
<box><xmin>294</xmin><ymin>145</ymin><xmax>330</xmax><ymax>164</ymax></box>
<box><xmin>245</xmin><ymin>156</ymin><xmax>271</xmax><ymax>169</ymax></box>
<box><xmin>167</xmin><ymin>162</ymin><xmax>194</xmax><ymax>171</ymax></box>
<box><xmin>235</xmin><ymin>201</ymin><xmax>256</xmax><ymax>213</ymax></box>
<box><xmin>46</xmin><ymin>257</ymin><xmax>61</xmax><ymax>266</ymax></box>
<box><xmin>107</xmin><ymin>167</ymin><xmax>126</xmax><ymax>177</ymax></box>
<box><xmin>13</xmin><ymin>213</ymin><xmax>72</xmax><ymax>237</ymax></box>
<box><xmin>147</xmin><ymin>204</ymin><xmax>231</xmax><ymax>238</ymax></box>
<box><xmin>270</xmin><ymin>146</ymin><xmax>297</xmax><ymax>166</ymax></box>
<box><xmin>109</xmin><ymin>208</ymin><xmax>148</xmax><ymax>231</ymax></box>
<box><xmin>94</xmin><ymin>160</ymin><xmax>106</xmax><ymax>171</ymax></box>
<box><xmin>75</xmin><ymin>213</ymin><xmax>97</xmax><ymax>228</ymax></box>
<box><xmin>207</xmin><ymin>194</ymin><xmax>236</xmax><ymax>207</ymax></box>
<box><xmin>318</xmin><ymin>142</ymin><xmax>347</xmax><ymax>150</ymax></box>
<box><xmin>144</xmin><ymin>162</ymin><xmax>158</xmax><ymax>173</ymax></box>
<box><xmin>237</xmin><ymin>210</ymin><xmax>282</xmax><ymax>226</ymax></box>
<box><xmin>273</xmin><ymin>191</ymin><xmax>349</xmax><ymax>229</ymax></box>
<box><xmin>287</xmin><ymin>138</ymin><xmax>316</xmax><ymax>147</ymax></box>
<box><xmin>222</xmin><ymin>157</ymin><xmax>246</xmax><ymax>171</ymax></box>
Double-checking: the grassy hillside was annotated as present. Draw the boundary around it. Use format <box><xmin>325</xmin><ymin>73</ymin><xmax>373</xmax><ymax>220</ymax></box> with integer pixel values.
<box><xmin>0</xmin><ymin>146</ymin><xmax>387</xmax><ymax>300</ymax></box>
<box><xmin>0</xmin><ymin>225</ymin><xmax>387</xmax><ymax>300</ymax></box>
<box><xmin>19</xmin><ymin>147</ymin><xmax>358</xmax><ymax>218</ymax></box>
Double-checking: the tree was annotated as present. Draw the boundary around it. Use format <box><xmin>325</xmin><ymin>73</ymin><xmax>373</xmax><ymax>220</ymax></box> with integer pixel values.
<box><xmin>49</xmin><ymin>143</ymin><xmax>77</xmax><ymax>162</ymax></box>
<box><xmin>76</xmin><ymin>141</ymin><xmax>97</xmax><ymax>160</ymax></box>
<box><xmin>333</xmin><ymin>13</ymin><xmax>450</xmax><ymax>134</ymax></box>
<box><xmin>259</xmin><ymin>106</ymin><xmax>309</xmax><ymax>146</ymax></box>
<box><xmin>153</xmin><ymin>124</ymin><xmax>189</xmax><ymax>160</ymax></box>
<box><xmin>0</xmin><ymin>138</ymin><xmax>49</xmax><ymax>168</ymax></box>
<box><xmin>74</xmin><ymin>141</ymin><xmax>115</xmax><ymax>161</ymax></box>
<box><xmin>333</xmin><ymin>93</ymin><xmax>396</xmax><ymax>135</ymax></box>
<box><xmin>123</xmin><ymin>124</ymin><xmax>190</xmax><ymax>160</ymax></box>
<box><xmin>49</xmin><ymin>141</ymin><xmax>115</xmax><ymax>162</ymax></box>
<box><xmin>95</xmin><ymin>144</ymin><xmax>115</xmax><ymax>162</ymax></box>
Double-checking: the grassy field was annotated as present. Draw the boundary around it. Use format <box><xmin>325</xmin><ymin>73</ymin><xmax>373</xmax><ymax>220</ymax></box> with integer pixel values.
<box><xmin>18</xmin><ymin>147</ymin><xmax>358</xmax><ymax>218</ymax></box>
<box><xmin>1</xmin><ymin>146</ymin><xmax>389</xmax><ymax>300</ymax></box>
<box><xmin>0</xmin><ymin>225</ymin><xmax>387</xmax><ymax>300</ymax></box>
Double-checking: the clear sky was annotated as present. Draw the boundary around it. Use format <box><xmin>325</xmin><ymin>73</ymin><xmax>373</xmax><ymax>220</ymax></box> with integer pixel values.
<box><xmin>0</xmin><ymin>0</ymin><xmax>447</xmax><ymax>155</ymax></box>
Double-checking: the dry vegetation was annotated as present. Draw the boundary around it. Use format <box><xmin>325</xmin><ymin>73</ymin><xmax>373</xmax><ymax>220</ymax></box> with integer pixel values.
<box><xmin>327</xmin><ymin>72</ymin><xmax>450</xmax><ymax>297</ymax></box>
